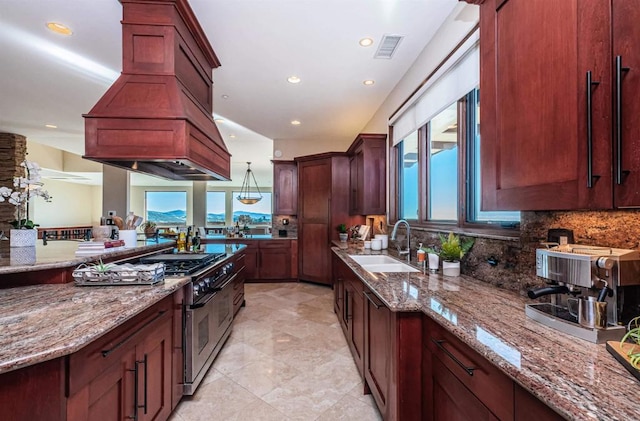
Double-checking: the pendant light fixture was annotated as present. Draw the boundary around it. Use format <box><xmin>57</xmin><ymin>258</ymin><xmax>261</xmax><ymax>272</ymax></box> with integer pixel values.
<box><xmin>236</xmin><ymin>162</ymin><xmax>263</xmax><ymax>205</ymax></box>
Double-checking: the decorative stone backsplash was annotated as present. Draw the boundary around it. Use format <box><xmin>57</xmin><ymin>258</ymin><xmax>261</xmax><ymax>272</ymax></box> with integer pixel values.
<box><xmin>0</xmin><ymin>133</ymin><xmax>27</xmax><ymax>234</ymax></box>
<box><xmin>272</xmin><ymin>215</ymin><xmax>298</xmax><ymax>237</ymax></box>
<box><xmin>388</xmin><ymin>209</ymin><xmax>640</xmax><ymax>296</ymax></box>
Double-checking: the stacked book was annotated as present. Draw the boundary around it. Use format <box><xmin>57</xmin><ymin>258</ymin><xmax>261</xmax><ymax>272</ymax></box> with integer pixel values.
<box><xmin>75</xmin><ymin>239</ymin><xmax>126</xmax><ymax>256</ymax></box>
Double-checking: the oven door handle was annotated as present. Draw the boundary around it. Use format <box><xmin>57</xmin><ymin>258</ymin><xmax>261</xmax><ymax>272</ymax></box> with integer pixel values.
<box><xmin>188</xmin><ymin>273</ymin><xmax>237</xmax><ymax>309</ymax></box>
<box><xmin>210</xmin><ymin>273</ymin><xmax>237</xmax><ymax>293</ymax></box>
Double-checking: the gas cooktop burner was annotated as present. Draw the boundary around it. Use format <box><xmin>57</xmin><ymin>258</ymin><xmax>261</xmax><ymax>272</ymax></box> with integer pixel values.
<box><xmin>140</xmin><ymin>253</ymin><xmax>225</xmax><ymax>275</ymax></box>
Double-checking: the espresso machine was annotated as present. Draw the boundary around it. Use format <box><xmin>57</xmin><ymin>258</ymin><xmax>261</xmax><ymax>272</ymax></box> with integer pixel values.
<box><xmin>526</xmin><ymin>244</ymin><xmax>640</xmax><ymax>343</ymax></box>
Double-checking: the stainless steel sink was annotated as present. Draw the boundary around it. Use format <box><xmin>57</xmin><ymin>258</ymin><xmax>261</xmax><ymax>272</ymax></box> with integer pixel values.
<box><xmin>348</xmin><ymin>255</ymin><xmax>419</xmax><ymax>273</ymax></box>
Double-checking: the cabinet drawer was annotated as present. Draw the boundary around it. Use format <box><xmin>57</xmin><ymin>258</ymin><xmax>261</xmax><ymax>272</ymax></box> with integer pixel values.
<box><xmin>68</xmin><ymin>296</ymin><xmax>172</xmax><ymax>395</ymax></box>
<box><xmin>425</xmin><ymin>317</ymin><xmax>513</xmax><ymax>421</ymax></box>
<box><xmin>259</xmin><ymin>240</ymin><xmax>290</xmax><ymax>249</ymax></box>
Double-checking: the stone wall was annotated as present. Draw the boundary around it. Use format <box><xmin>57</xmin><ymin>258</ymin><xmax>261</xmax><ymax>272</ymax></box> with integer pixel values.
<box><xmin>0</xmin><ymin>133</ymin><xmax>27</xmax><ymax>234</ymax></box>
<box><xmin>389</xmin><ymin>209</ymin><xmax>640</xmax><ymax>296</ymax></box>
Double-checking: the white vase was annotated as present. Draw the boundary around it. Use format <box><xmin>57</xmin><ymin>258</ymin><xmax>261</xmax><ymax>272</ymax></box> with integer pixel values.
<box><xmin>442</xmin><ymin>260</ymin><xmax>461</xmax><ymax>277</ymax></box>
<box><xmin>10</xmin><ymin>246</ymin><xmax>36</xmax><ymax>265</ymax></box>
<box><xmin>339</xmin><ymin>233</ymin><xmax>348</xmax><ymax>242</ymax></box>
<box><xmin>10</xmin><ymin>229</ymin><xmax>37</xmax><ymax>247</ymax></box>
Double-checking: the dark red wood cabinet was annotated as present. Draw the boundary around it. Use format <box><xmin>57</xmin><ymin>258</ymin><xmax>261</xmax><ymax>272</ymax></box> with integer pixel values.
<box><xmin>67</xmin><ymin>297</ymin><xmax>173</xmax><ymax>421</ymax></box>
<box><xmin>296</xmin><ymin>153</ymin><xmax>355</xmax><ymax>285</ymax></box>
<box><xmin>363</xmin><ymin>286</ymin><xmax>423</xmax><ymax>421</ymax></box>
<box><xmin>205</xmin><ymin>240</ymin><xmax>293</xmax><ymax>282</ymax></box>
<box><xmin>272</xmin><ymin>160</ymin><xmax>298</xmax><ymax>215</ymax></box>
<box><xmin>474</xmin><ymin>0</ymin><xmax>640</xmax><ymax>210</ymax></box>
<box><xmin>232</xmin><ymin>252</ymin><xmax>246</xmax><ymax>316</ymax></box>
<box><xmin>347</xmin><ymin>133</ymin><xmax>387</xmax><ymax>216</ymax></box>
<box><xmin>333</xmin><ymin>256</ymin><xmax>365</xmax><ymax>377</ymax></box>
<box><xmin>423</xmin><ymin>316</ymin><xmax>513</xmax><ymax>421</ymax></box>
<box><xmin>0</xmin><ymin>296</ymin><xmax>175</xmax><ymax>421</ymax></box>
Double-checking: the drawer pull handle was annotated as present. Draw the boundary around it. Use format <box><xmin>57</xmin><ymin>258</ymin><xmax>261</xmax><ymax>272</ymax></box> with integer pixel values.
<box><xmin>102</xmin><ymin>310</ymin><xmax>167</xmax><ymax>357</ymax></box>
<box><xmin>432</xmin><ymin>339</ymin><xmax>475</xmax><ymax>376</ymax></box>
<box><xmin>363</xmin><ymin>291</ymin><xmax>381</xmax><ymax>309</ymax></box>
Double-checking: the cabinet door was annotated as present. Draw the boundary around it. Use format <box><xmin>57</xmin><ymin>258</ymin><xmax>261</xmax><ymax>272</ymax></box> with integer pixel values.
<box><xmin>348</xmin><ymin>277</ymin><xmax>365</xmax><ymax>378</ymax></box>
<box><xmin>514</xmin><ymin>384</ymin><xmax>565</xmax><ymax>421</ymax></box>
<box><xmin>137</xmin><ymin>315</ymin><xmax>173</xmax><ymax>421</ymax></box>
<box><xmin>298</xmin><ymin>159</ymin><xmax>332</xmax><ymax>284</ymax></box>
<box><xmin>479</xmin><ymin>0</ymin><xmax>611</xmax><ymax>210</ymax></box>
<box><xmin>612</xmin><ymin>0</ymin><xmax>640</xmax><ymax>207</ymax></box>
<box><xmin>259</xmin><ymin>247</ymin><xmax>291</xmax><ymax>279</ymax></box>
<box><xmin>67</xmin><ymin>348</ymin><xmax>136</xmax><ymax>421</ymax></box>
<box><xmin>273</xmin><ymin>161</ymin><xmax>298</xmax><ymax>215</ymax></box>
<box><xmin>333</xmin><ymin>255</ymin><xmax>346</xmax><ymax>331</ymax></box>
<box><xmin>430</xmin><ymin>356</ymin><xmax>498</xmax><ymax>421</ymax></box>
<box><xmin>364</xmin><ymin>288</ymin><xmax>391</xmax><ymax>416</ymax></box>
<box><xmin>242</xmin><ymin>242</ymin><xmax>259</xmax><ymax>280</ymax></box>
<box><xmin>349</xmin><ymin>155</ymin><xmax>359</xmax><ymax>215</ymax></box>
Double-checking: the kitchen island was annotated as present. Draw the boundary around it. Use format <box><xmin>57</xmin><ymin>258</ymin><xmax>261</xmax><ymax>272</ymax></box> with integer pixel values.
<box><xmin>333</xmin><ymin>244</ymin><xmax>638</xmax><ymax>420</ymax></box>
<box><xmin>0</xmin><ymin>240</ymin><xmax>247</xmax><ymax>420</ymax></box>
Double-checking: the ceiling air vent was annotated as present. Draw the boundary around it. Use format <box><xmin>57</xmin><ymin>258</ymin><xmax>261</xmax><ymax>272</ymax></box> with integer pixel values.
<box><xmin>374</xmin><ymin>34</ymin><xmax>404</xmax><ymax>59</ymax></box>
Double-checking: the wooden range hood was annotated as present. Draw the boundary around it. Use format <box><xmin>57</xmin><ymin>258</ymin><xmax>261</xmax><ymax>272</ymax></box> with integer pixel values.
<box><xmin>83</xmin><ymin>0</ymin><xmax>231</xmax><ymax>181</ymax></box>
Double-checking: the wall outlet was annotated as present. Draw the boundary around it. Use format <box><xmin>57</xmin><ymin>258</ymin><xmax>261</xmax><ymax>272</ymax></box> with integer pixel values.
<box><xmin>107</xmin><ymin>210</ymin><xmax>117</xmax><ymax>217</ymax></box>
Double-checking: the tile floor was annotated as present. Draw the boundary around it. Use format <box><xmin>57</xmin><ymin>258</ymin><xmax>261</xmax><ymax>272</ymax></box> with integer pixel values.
<box><xmin>169</xmin><ymin>282</ymin><xmax>383</xmax><ymax>421</ymax></box>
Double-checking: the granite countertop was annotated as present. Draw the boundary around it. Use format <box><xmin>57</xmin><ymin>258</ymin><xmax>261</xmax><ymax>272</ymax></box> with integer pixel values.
<box><xmin>333</xmin><ymin>245</ymin><xmax>638</xmax><ymax>421</ymax></box>
<box><xmin>0</xmin><ymin>239</ymin><xmax>175</xmax><ymax>275</ymax></box>
<box><xmin>0</xmin><ymin>241</ymin><xmax>247</xmax><ymax>375</ymax></box>
<box><xmin>0</xmin><ymin>277</ymin><xmax>190</xmax><ymax>375</ymax></box>
<box><xmin>204</xmin><ymin>234</ymin><xmax>297</xmax><ymax>240</ymax></box>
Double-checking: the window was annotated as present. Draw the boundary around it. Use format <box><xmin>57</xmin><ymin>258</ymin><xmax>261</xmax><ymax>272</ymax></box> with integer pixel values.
<box><xmin>398</xmin><ymin>130</ymin><xmax>419</xmax><ymax>220</ymax></box>
<box><xmin>466</xmin><ymin>89</ymin><xmax>519</xmax><ymax>224</ymax></box>
<box><xmin>232</xmin><ymin>192</ymin><xmax>272</xmax><ymax>225</ymax></box>
<box><xmin>206</xmin><ymin>191</ymin><xmax>226</xmax><ymax>225</ymax></box>
<box><xmin>145</xmin><ymin>191</ymin><xmax>187</xmax><ymax>225</ymax></box>
<box><xmin>428</xmin><ymin>102</ymin><xmax>458</xmax><ymax>221</ymax></box>
<box><xmin>393</xmin><ymin>89</ymin><xmax>519</xmax><ymax>229</ymax></box>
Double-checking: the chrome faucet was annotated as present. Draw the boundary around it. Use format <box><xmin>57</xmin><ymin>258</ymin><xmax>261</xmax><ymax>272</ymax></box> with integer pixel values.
<box><xmin>391</xmin><ymin>219</ymin><xmax>411</xmax><ymax>262</ymax></box>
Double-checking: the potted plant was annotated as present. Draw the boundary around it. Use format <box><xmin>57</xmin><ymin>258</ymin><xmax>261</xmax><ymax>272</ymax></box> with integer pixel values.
<box><xmin>607</xmin><ymin>316</ymin><xmax>640</xmax><ymax>381</ymax></box>
<box><xmin>337</xmin><ymin>224</ymin><xmax>348</xmax><ymax>242</ymax></box>
<box><xmin>429</xmin><ymin>232</ymin><xmax>474</xmax><ymax>276</ymax></box>
<box><xmin>140</xmin><ymin>221</ymin><xmax>157</xmax><ymax>238</ymax></box>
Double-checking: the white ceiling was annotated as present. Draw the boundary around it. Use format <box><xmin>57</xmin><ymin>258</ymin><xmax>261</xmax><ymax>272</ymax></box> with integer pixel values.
<box><xmin>0</xmin><ymin>0</ymin><xmax>457</xmax><ymax>187</ymax></box>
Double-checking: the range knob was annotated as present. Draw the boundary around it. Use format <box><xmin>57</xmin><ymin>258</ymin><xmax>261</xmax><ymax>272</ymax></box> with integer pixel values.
<box><xmin>198</xmin><ymin>280</ymin><xmax>207</xmax><ymax>293</ymax></box>
<box><xmin>193</xmin><ymin>284</ymin><xmax>201</xmax><ymax>297</ymax></box>
<box><xmin>203</xmin><ymin>278</ymin><xmax>211</xmax><ymax>289</ymax></box>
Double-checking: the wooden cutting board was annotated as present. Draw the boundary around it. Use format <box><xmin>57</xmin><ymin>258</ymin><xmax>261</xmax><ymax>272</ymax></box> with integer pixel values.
<box><xmin>606</xmin><ymin>341</ymin><xmax>640</xmax><ymax>382</ymax></box>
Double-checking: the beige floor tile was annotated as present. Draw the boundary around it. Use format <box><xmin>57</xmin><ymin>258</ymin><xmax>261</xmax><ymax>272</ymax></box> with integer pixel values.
<box><xmin>212</xmin><ymin>341</ymin><xmax>271</xmax><ymax>375</ymax></box>
<box><xmin>316</xmin><ymin>393</ymin><xmax>384</xmax><ymax>421</ymax></box>
<box><xmin>173</xmin><ymin>376</ymin><xmax>262</xmax><ymax>420</ymax></box>
<box><xmin>260</xmin><ymin>374</ymin><xmax>345</xmax><ymax>419</ymax></box>
<box><xmin>225</xmin><ymin>356</ymin><xmax>300</xmax><ymax>397</ymax></box>
<box><xmin>173</xmin><ymin>282</ymin><xmax>382</xmax><ymax>421</ymax></box>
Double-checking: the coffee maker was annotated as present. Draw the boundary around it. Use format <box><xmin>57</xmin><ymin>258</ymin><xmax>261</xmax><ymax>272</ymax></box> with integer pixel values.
<box><xmin>526</xmin><ymin>244</ymin><xmax>640</xmax><ymax>343</ymax></box>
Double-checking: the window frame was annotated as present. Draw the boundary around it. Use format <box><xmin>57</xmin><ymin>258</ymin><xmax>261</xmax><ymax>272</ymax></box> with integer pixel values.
<box><xmin>390</xmin><ymin>92</ymin><xmax>520</xmax><ymax>236</ymax></box>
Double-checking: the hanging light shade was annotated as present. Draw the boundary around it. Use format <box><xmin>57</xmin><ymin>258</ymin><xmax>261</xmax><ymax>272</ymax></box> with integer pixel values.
<box><xmin>236</xmin><ymin>162</ymin><xmax>263</xmax><ymax>205</ymax></box>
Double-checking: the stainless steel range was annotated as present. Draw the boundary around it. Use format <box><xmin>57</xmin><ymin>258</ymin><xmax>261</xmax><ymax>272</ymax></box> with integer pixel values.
<box><xmin>140</xmin><ymin>252</ymin><xmax>236</xmax><ymax>395</ymax></box>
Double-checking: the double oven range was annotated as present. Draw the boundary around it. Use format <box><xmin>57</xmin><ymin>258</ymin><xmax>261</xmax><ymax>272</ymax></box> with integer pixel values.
<box><xmin>140</xmin><ymin>251</ymin><xmax>237</xmax><ymax>395</ymax></box>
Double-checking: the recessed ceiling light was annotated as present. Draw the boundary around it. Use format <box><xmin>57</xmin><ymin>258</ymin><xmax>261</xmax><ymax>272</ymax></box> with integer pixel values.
<box><xmin>359</xmin><ymin>37</ymin><xmax>374</xmax><ymax>47</ymax></box>
<box><xmin>214</xmin><ymin>118</ymin><xmax>225</xmax><ymax>123</ymax></box>
<box><xmin>229</xmin><ymin>134</ymin><xmax>236</xmax><ymax>138</ymax></box>
<box><xmin>222</xmin><ymin>94</ymin><xmax>229</xmax><ymax>99</ymax></box>
<box><xmin>287</xmin><ymin>76</ymin><xmax>301</xmax><ymax>84</ymax></box>
<box><xmin>363</xmin><ymin>80</ymin><xmax>375</xmax><ymax>86</ymax></box>
<box><xmin>46</xmin><ymin>22</ymin><xmax>73</xmax><ymax>36</ymax></box>
<box><xmin>45</xmin><ymin>124</ymin><xmax>57</xmax><ymax>129</ymax></box>
<box><xmin>291</xmin><ymin>120</ymin><xmax>301</xmax><ymax>126</ymax></box>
